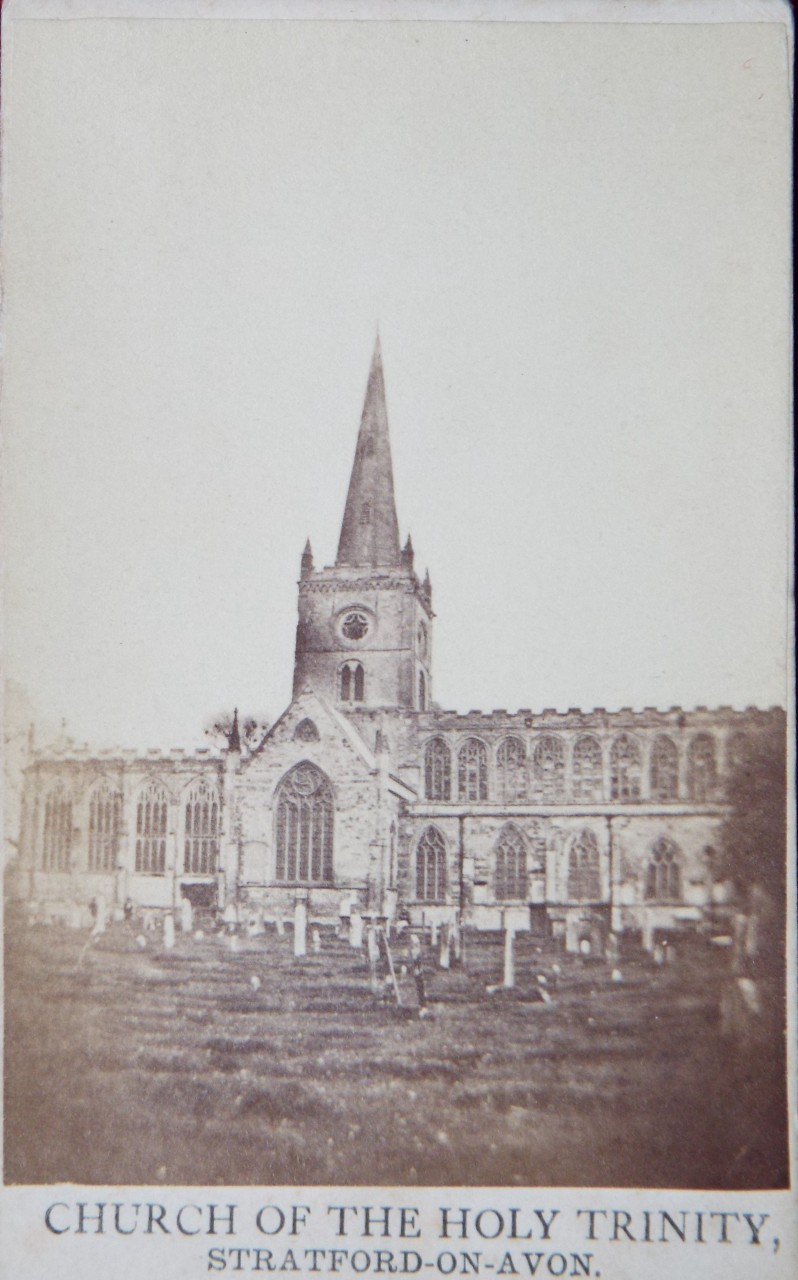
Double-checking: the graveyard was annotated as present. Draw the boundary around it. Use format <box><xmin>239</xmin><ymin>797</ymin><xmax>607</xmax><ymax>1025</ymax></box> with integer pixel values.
<box><xmin>3</xmin><ymin>904</ymin><xmax>788</xmax><ymax>1190</ymax></box>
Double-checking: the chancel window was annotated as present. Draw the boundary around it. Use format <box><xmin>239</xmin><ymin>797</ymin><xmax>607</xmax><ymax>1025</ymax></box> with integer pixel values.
<box><xmin>275</xmin><ymin>763</ymin><xmax>334</xmax><ymax>884</ymax></box>
<box><xmin>458</xmin><ymin>738</ymin><xmax>488</xmax><ymax>801</ymax></box>
<box><xmin>415</xmin><ymin>826</ymin><xmax>447</xmax><ymax>902</ymax></box>
<box><xmin>650</xmin><ymin>735</ymin><xmax>679</xmax><ymax>801</ymax></box>
<box><xmin>136</xmin><ymin>783</ymin><xmax>168</xmax><ymax>874</ymax></box>
<box><xmin>568</xmin><ymin>828</ymin><xmax>601</xmax><ymax>901</ymax></box>
<box><xmin>42</xmin><ymin>788</ymin><xmax>72</xmax><ymax>872</ymax></box>
<box><xmin>184</xmin><ymin>779</ymin><xmax>221</xmax><ymax>875</ymax></box>
<box><xmin>610</xmin><ymin>734</ymin><xmax>642</xmax><ymax>802</ymax></box>
<box><xmin>572</xmin><ymin>735</ymin><xmax>603</xmax><ymax>802</ymax></box>
<box><xmin>531</xmin><ymin>735</ymin><xmax>565</xmax><ymax>802</ymax></box>
<box><xmin>495</xmin><ymin>824</ymin><xmax>528</xmax><ymax>900</ymax></box>
<box><xmin>88</xmin><ymin>784</ymin><xmax>122</xmax><ymax>872</ymax></box>
<box><xmin>688</xmin><ymin>734</ymin><xmax>717</xmax><ymax>802</ymax></box>
<box><xmin>424</xmin><ymin>737</ymin><xmax>451</xmax><ymax>800</ymax></box>
<box><xmin>340</xmin><ymin>661</ymin><xmax>365</xmax><ymax>703</ymax></box>
<box><xmin>496</xmin><ymin>737</ymin><xmax>527</xmax><ymax>803</ymax></box>
<box><xmin>645</xmin><ymin>836</ymin><xmax>682</xmax><ymax>901</ymax></box>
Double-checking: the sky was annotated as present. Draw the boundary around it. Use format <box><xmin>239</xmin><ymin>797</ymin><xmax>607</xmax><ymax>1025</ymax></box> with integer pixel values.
<box><xmin>2</xmin><ymin>16</ymin><xmax>792</xmax><ymax>751</ymax></box>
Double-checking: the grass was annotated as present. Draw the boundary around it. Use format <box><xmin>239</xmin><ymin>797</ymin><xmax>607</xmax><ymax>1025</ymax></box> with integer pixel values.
<box><xmin>3</xmin><ymin>907</ymin><xmax>788</xmax><ymax>1188</ymax></box>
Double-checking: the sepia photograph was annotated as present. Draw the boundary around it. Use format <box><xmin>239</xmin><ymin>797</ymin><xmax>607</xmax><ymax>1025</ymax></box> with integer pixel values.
<box><xmin>1</xmin><ymin>0</ymin><xmax>793</xmax><ymax>1204</ymax></box>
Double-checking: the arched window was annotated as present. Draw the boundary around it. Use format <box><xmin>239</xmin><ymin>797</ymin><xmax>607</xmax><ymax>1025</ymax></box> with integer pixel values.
<box><xmin>726</xmin><ymin>732</ymin><xmax>749</xmax><ymax>772</ymax></box>
<box><xmin>294</xmin><ymin>718</ymin><xmax>320</xmax><ymax>742</ymax></box>
<box><xmin>184</xmin><ymin>779</ymin><xmax>221</xmax><ymax>875</ymax></box>
<box><xmin>568</xmin><ymin>828</ymin><xmax>601</xmax><ymax>901</ymax></box>
<box><xmin>274</xmin><ymin>763</ymin><xmax>333</xmax><ymax>884</ymax></box>
<box><xmin>135</xmin><ymin>782</ymin><xmax>168</xmax><ymax>874</ymax></box>
<box><xmin>531</xmin><ymin>735</ymin><xmax>565</xmax><ymax>802</ymax></box>
<box><xmin>88</xmin><ymin>783</ymin><xmax>123</xmax><ymax>872</ymax></box>
<box><xmin>650</xmin><ymin>735</ymin><xmax>678</xmax><ymax>801</ymax></box>
<box><xmin>42</xmin><ymin>788</ymin><xmax>72</xmax><ymax>871</ymax></box>
<box><xmin>415</xmin><ymin>826</ymin><xmax>446</xmax><ymax>902</ymax></box>
<box><xmin>458</xmin><ymin>738</ymin><xmax>488</xmax><ymax>801</ymax></box>
<box><xmin>645</xmin><ymin>837</ymin><xmax>682</xmax><ymax>901</ymax></box>
<box><xmin>688</xmin><ymin>734</ymin><xmax>717</xmax><ymax>802</ymax></box>
<box><xmin>610</xmin><ymin>734</ymin><xmax>642</xmax><ymax>802</ymax></box>
<box><xmin>496</xmin><ymin>737</ymin><xmax>527</xmax><ymax>803</ymax></box>
<box><xmin>424</xmin><ymin>737</ymin><xmax>452</xmax><ymax>800</ymax></box>
<box><xmin>340</xmin><ymin>661</ymin><xmax>365</xmax><ymax>703</ymax></box>
<box><xmin>572</xmin><ymin>735</ymin><xmax>603</xmax><ymax>802</ymax></box>
<box><xmin>418</xmin><ymin>670</ymin><xmax>427</xmax><ymax>711</ymax></box>
<box><xmin>495</xmin><ymin>824</ymin><xmax>528</xmax><ymax>900</ymax></box>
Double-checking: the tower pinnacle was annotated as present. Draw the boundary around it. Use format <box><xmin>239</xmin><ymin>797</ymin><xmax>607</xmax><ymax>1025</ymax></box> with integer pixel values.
<box><xmin>336</xmin><ymin>336</ymin><xmax>402</xmax><ymax>569</ymax></box>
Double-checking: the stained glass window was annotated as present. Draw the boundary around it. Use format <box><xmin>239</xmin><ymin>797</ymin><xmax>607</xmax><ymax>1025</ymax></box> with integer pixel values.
<box><xmin>88</xmin><ymin>783</ymin><xmax>122</xmax><ymax>872</ymax></box>
<box><xmin>184</xmin><ymin>779</ymin><xmax>221</xmax><ymax>875</ymax></box>
<box><xmin>42</xmin><ymin>788</ymin><xmax>72</xmax><ymax>872</ymax></box>
<box><xmin>645</xmin><ymin>836</ymin><xmax>681</xmax><ymax>900</ymax></box>
<box><xmin>416</xmin><ymin>826</ymin><xmax>446</xmax><ymax>902</ymax></box>
<box><xmin>572</xmin><ymin>735</ymin><xmax>603</xmax><ymax>802</ymax></box>
<box><xmin>568</xmin><ymin>828</ymin><xmax>601</xmax><ymax>901</ymax></box>
<box><xmin>496</xmin><ymin>737</ymin><xmax>527</xmax><ymax>803</ymax></box>
<box><xmin>495</xmin><ymin>824</ymin><xmax>528</xmax><ymax>900</ymax></box>
<box><xmin>275</xmin><ymin>763</ymin><xmax>334</xmax><ymax>884</ymax></box>
<box><xmin>424</xmin><ymin>738</ymin><xmax>451</xmax><ymax>800</ymax></box>
<box><xmin>650</xmin><ymin>735</ymin><xmax>678</xmax><ymax>801</ymax></box>
<box><xmin>610</xmin><ymin>734</ymin><xmax>642</xmax><ymax>802</ymax></box>
<box><xmin>531</xmin><ymin>735</ymin><xmax>565</xmax><ymax>802</ymax></box>
<box><xmin>135</xmin><ymin>783</ymin><xmax>168</xmax><ymax>874</ymax></box>
<box><xmin>458</xmin><ymin>738</ymin><xmax>488</xmax><ymax>801</ymax></box>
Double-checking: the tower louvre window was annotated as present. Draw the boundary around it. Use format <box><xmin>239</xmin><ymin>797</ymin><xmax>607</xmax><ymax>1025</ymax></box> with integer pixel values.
<box><xmin>568</xmin><ymin>828</ymin><xmax>601</xmax><ymax>901</ymax></box>
<box><xmin>650</xmin><ymin>735</ymin><xmax>678</xmax><ymax>801</ymax></box>
<box><xmin>135</xmin><ymin>783</ymin><xmax>168</xmax><ymax>874</ymax></box>
<box><xmin>688</xmin><ymin>734</ymin><xmax>717</xmax><ymax>801</ymax></box>
<box><xmin>496</xmin><ymin>737</ymin><xmax>527</xmax><ymax>803</ymax></box>
<box><xmin>274</xmin><ymin>763</ymin><xmax>334</xmax><ymax>884</ymax></box>
<box><xmin>610</xmin><ymin>733</ymin><xmax>642</xmax><ymax>802</ymax></box>
<box><xmin>424</xmin><ymin>737</ymin><xmax>451</xmax><ymax>800</ymax></box>
<box><xmin>458</xmin><ymin>738</ymin><xmax>488</xmax><ymax>801</ymax></box>
<box><xmin>88</xmin><ymin>783</ymin><xmax>123</xmax><ymax>872</ymax></box>
<box><xmin>572</xmin><ymin>735</ymin><xmax>603</xmax><ymax>802</ymax></box>
<box><xmin>495</xmin><ymin>823</ymin><xmax>528</xmax><ymax>900</ymax></box>
<box><xmin>184</xmin><ymin>779</ymin><xmax>220</xmax><ymax>875</ymax></box>
<box><xmin>645</xmin><ymin>836</ymin><xmax>682</xmax><ymax>901</ymax></box>
<box><xmin>415</xmin><ymin>825</ymin><xmax>446</xmax><ymax>902</ymax></box>
<box><xmin>531</xmin><ymin>735</ymin><xmax>565</xmax><ymax>802</ymax></box>
<box><xmin>340</xmin><ymin>661</ymin><xmax>365</xmax><ymax>703</ymax></box>
<box><xmin>42</xmin><ymin>788</ymin><xmax>72</xmax><ymax>872</ymax></box>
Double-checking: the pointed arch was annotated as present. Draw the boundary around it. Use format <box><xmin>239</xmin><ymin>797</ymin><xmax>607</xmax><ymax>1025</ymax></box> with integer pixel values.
<box><xmin>340</xmin><ymin>661</ymin><xmax>365</xmax><ymax>703</ymax></box>
<box><xmin>274</xmin><ymin>762</ymin><xmax>334</xmax><ymax>884</ymax></box>
<box><xmin>424</xmin><ymin>737</ymin><xmax>451</xmax><ymax>800</ymax></box>
<box><xmin>495</xmin><ymin>823</ymin><xmax>528</xmax><ymax>900</ymax></box>
<box><xmin>650</xmin><ymin>735</ymin><xmax>678</xmax><ymax>801</ymax></box>
<box><xmin>645</xmin><ymin>836</ymin><xmax>682</xmax><ymax>901</ymax></box>
<box><xmin>568</xmin><ymin>828</ymin><xmax>601</xmax><ymax>901</ymax></box>
<box><xmin>42</xmin><ymin>786</ymin><xmax>72</xmax><ymax>872</ymax></box>
<box><xmin>184</xmin><ymin>777</ymin><xmax>221</xmax><ymax>875</ymax></box>
<box><xmin>610</xmin><ymin>733</ymin><xmax>642</xmax><ymax>802</ymax></box>
<box><xmin>572</xmin><ymin>735</ymin><xmax>603</xmax><ymax>802</ymax></box>
<box><xmin>87</xmin><ymin>780</ymin><xmax>123</xmax><ymax>872</ymax></box>
<box><xmin>135</xmin><ymin>781</ymin><xmax>168</xmax><ymax>874</ymax></box>
<box><xmin>496</xmin><ymin>737</ymin><xmax>527</xmax><ymax>803</ymax></box>
<box><xmin>688</xmin><ymin>734</ymin><xmax>717</xmax><ymax>802</ymax></box>
<box><xmin>531</xmin><ymin>735</ymin><xmax>565</xmax><ymax>802</ymax></box>
<box><xmin>415</xmin><ymin>826</ymin><xmax>447</xmax><ymax>902</ymax></box>
<box><xmin>458</xmin><ymin>738</ymin><xmax>488</xmax><ymax>801</ymax></box>
<box><xmin>294</xmin><ymin>718</ymin><xmax>320</xmax><ymax>743</ymax></box>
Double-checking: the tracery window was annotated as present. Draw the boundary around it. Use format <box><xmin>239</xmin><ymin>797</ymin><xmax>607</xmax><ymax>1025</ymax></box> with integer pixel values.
<box><xmin>418</xmin><ymin>670</ymin><xmax>427</xmax><ymax>711</ymax></box>
<box><xmin>496</xmin><ymin>737</ymin><xmax>527</xmax><ymax>803</ymax></box>
<box><xmin>531</xmin><ymin>735</ymin><xmax>565</xmax><ymax>802</ymax></box>
<box><xmin>341</xmin><ymin>611</ymin><xmax>369</xmax><ymax>641</ymax></box>
<box><xmin>688</xmin><ymin>734</ymin><xmax>717</xmax><ymax>802</ymax></box>
<box><xmin>294</xmin><ymin>718</ymin><xmax>320</xmax><ymax>742</ymax></box>
<box><xmin>458</xmin><ymin>738</ymin><xmax>488</xmax><ymax>801</ymax></box>
<box><xmin>571</xmin><ymin>735</ymin><xmax>603</xmax><ymax>802</ymax></box>
<box><xmin>415</xmin><ymin>826</ymin><xmax>447</xmax><ymax>902</ymax></box>
<box><xmin>424</xmin><ymin>737</ymin><xmax>451</xmax><ymax>801</ymax></box>
<box><xmin>340</xmin><ymin>661</ymin><xmax>365</xmax><ymax>703</ymax></box>
<box><xmin>568</xmin><ymin>828</ymin><xmax>601</xmax><ymax>901</ymax></box>
<box><xmin>274</xmin><ymin>763</ymin><xmax>334</xmax><ymax>884</ymax></box>
<box><xmin>135</xmin><ymin>782</ymin><xmax>168</xmax><ymax>874</ymax></box>
<box><xmin>184</xmin><ymin>779</ymin><xmax>221</xmax><ymax>875</ymax></box>
<box><xmin>610</xmin><ymin>734</ymin><xmax>642</xmax><ymax>802</ymax></box>
<box><xmin>495</xmin><ymin>824</ymin><xmax>528</xmax><ymax>900</ymax></box>
<box><xmin>644</xmin><ymin>836</ymin><xmax>682</xmax><ymax>901</ymax></box>
<box><xmin>650</xmin><ymin>735</ymin><xmax>679</xmax><ymax>801</ymax></box>
<box><xmin>42</xmin><ymin>788</ymin><xmax>72</xmax><ymax>872</ymax></box>
<box><xmin>88</xmin><ymin>783</ymin><xmax>123</xmax><ymax>872</ymax></box>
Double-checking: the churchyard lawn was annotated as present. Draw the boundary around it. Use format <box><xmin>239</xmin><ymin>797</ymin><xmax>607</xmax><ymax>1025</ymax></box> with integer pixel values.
<box><xmin>3</xmin><ymin>909</ymin><xmax>787</xmax><ymax>1188</ymax></box>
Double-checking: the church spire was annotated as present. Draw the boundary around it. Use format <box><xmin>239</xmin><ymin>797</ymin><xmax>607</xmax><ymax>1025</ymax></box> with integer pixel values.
<box><xmin>336</xmin><ymin>335</ymin><xmax>402</xmax><ymax>569</ymax></box>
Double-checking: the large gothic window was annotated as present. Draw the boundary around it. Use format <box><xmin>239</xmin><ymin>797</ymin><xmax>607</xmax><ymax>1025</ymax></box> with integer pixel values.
<box><xmin>645</xmin><ymin>837</ymin><xmax>682</xmax><ymax>901</ymax></box>
<box><xmin>415</xmin><ymin>826</ymin><xmax>447</xmax><ymax>902</ymax></box>
<box><xmin>495</xmin><ymin>824</ymin><xmax>528</xmax><ymax>900</ymax></box>
<box><xmin>42</xmin><ymin>788</ymin><xmax>72</xmax><ymax>871</ymax></box>
<box><xmin>274</xmin><ymin>763</ymin><xmax>334</xmax><ymax>884</ymax></box>
<box><xmin>650</xmin><ymin>735</ymin><xmax>679</xmax><ymax>801</ymax></box>
<box><xmin>531</xmin><ymin>736</ymin><xmax>565</xmax><ymax>802</ymax></box>
<box><xmin>136</xmin><ymin>783</ymin><xmax>168</xmax><ymax>874</ymax></box>
<box><xmin>572</xmin><ymin>735</ymin><xmax>603</xmax><ymax>802</ymax></box>
<box><xmin>458</xmin><ymin>738</ymin><xmax>488</xmax><ymax>801</ymax></box>
<box><xmin>610</xmin><ymin>734</ymin><xmax>642</xmax><ymax>802</ymax></box>
<box><xmin>424</xmin><ymin>738</ymin><xmax>451</xmax><ymax>800</ymax></box>
<box><xmin>688</xmin><ymin>734</ymin><xmax>717</xmax><ymax>802</ymax></box>
<box><xmin>340</xmin><ymin>661</ymin><xmax>365</xmax><ymax>703</ymax></box>
<box><xmin>184</xmin><ymin>779</ymin><xmax>221</xmax><ymax>875</ymax></box>
<box><xmin>88</xmin><ymin>783</ymin><xmax>123</xmax><ymax>872</ymax></box>
<box><xmin>568</xmin><ymin>828</ymin><xmax>601</xmax><ymax>901</ymax></box>
<box><xmin>496</xmin><ymin>737</ymin><xmax>527</xmax><ymax>803</ymax></box>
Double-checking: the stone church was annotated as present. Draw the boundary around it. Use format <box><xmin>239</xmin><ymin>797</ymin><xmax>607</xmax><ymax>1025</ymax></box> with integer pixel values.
<box><xmin>15</xmin><ymin>340</ymin><xmax>780</xmax><ymax>949</ymax></box>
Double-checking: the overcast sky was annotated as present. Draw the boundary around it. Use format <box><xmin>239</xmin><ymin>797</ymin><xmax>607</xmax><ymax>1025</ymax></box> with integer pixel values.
<box><xmin>2</xmin><ymin>17</ymin><xmax>791</xmax><ymax>750</ymax></box>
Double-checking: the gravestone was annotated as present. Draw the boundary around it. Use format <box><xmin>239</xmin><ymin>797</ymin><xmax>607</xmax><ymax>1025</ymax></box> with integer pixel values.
<box><xmin>164</xmin><ymin>913</ymin><xmax>175</xmax><ymax>950</ymax></box>
<box><xmin>294</xmin><ymin>900</ymin><xmax>307</xmax><ymax>957</ymax></box>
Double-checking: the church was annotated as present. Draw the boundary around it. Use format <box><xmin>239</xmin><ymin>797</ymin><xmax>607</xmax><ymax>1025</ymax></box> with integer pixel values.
<box><xmin>15</xmin><ymin>340</ymin><xmax>780</xmax><ymax>950</ymax></box>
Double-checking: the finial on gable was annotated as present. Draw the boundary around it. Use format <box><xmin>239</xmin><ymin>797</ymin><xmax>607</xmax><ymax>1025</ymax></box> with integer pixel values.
<box><xmin>301</xmin><ymin>538</ymin><xmax>314</xmax><ymax>578</ymax></box>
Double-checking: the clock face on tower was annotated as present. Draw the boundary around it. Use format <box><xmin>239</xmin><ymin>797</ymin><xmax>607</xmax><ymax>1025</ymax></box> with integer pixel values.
<box><xmin>340</xmin><ymin>610</ymin><xmax>370</xmax><ymax>641</ymax></box>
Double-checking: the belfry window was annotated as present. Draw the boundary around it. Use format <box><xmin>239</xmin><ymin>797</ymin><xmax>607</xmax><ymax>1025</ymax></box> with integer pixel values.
<box><xmin>496</xmin><ymin>737</ymin><xmax>527</xmax><ymax>803</ymax></box>
<box><xmin>135</xmin><ymin>783</ymin><xmax>168</xmax><ymax>874</ymax></box>
<box><xmin>531</xmin><ymin>735</ymin><xmax>565</xmax><ymax>802</ymax></box>
<box><xmin>650</xmin><ymin>735</ymin><xmax>678</xmax><ymax>801</ymax></box>
<box><xmin>458</xmin><ymin>738</ymin><xmax>488</xmax><ymax>801</ymax></box>
<box><xmin>568</xmin><ymin>828</ymin><xmax>601</xmax><ymax>901</ymax></box>
<box><xmin>572</xmin><ymin>735</ymin><xmax>603</xmax><ymax>802</ymax></box>
<box><xmin>88</xmin><ymin>783</ymin><xmax>123</xmax><ymax>872</ymax></box>
<box><xmin>274</xmin><ymin>763</ymin><xmax>334</xmax><ymax>884</ymax></box>
<box><xmin>424</xmin><ymin>737</ymin><xmax>451</xmax><ymax>800</ymax></box>
<box><xmin>688</xmin><ymin>734</ymin><xmax>717</xmax><ymax>801</ymax></box>
<box><xmin>42</xmin><ymin>788</ymin><xmax>72</xmax><ymax>872</ymax></box>
<box><xmin>645</xmin><ymin>837</ymin><xmax>681</xmax><ymax>901</ymax></box>
<box><xmin>610</xmin><ymin>734</ymin><xmax>642</xmax><ymax>802</ymax></box>
<box><xmin>340</xmin><ymin>661</ymin><xmax>365</xmax><ymax>703</ymax></box>
<box><xmin>415</xmin><ymin>826</ymin><xmax>447</xmax><ymax>902</ymax></box>
<box><xmin>184</xmin><ymin>779</ymin><xmax>221</xmax><ymax>875</ymax></box>
<box><xmin>495</xmin><ymin>824</ymin><xmax>528</xmax><ymax>900</ymax></box>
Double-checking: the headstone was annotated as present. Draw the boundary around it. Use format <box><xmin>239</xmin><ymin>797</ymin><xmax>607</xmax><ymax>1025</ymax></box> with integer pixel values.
<box><xmin>429</xmin><ymin>920</ymin><xmax>438</xmax><ymax>948</ymax></box>
<box><xmin>312</xmin><ymin>927</ymin><xmax>322</xmax><ymax>954</ymax></box>
<box><xmin>93</xmin><ymin>895</ymin><xmax>108</xmax><ymax>936</ymax></box>
<box><xmin>367</xmin><ymin>926</ymin><xmax>380</xmax><ymax>992</ymax></box>
<box><xmin>350</xmin><ymin>910</ymin><xmax>364</xmax><ymax>950</ymax></box>
<box><xmin>503</xmin><ymin>926</ymin><xmax>515</xmax><ymax>989</ymax></box>
<box><xmin>579</xmin><ymin>936</ymin><xmax>591</xmax><ymax>957</ymax></box>
<box><xmin>163</xmin><ymin>913</ymin><xmax>175</xmax><ymax>950</ymax></box>
<box><xmin>439</xmin><ymin>927</ymin><xmax>450</xmax><ymax>970</ymax></box>
<box><xmin>409</xmin><ymin>932</ymin><xmax>422</xmax><ymax>960</ymax></box>
<box><xmin>180</xmin><ymin>898</ymin><xmax>193</xmax><ymax>934</ymax></box>
<box><xmin>451</xmin><ymin>918</ymin><xmax>462</xmax><ymax>962</ymax></box>
<box><xmin>294</xmin><ymin>900</ymin><xmax>307</xmax><ymax>957</ymax></box>
<box><xmin>275</xmin><ymin>914</ymin><xmax>285</xmax><ymax>937</ymax></box>
<box><xmin>228</xmin><ymin>931</ymin><xmax>239</xmax><ymax>954</ymax></box>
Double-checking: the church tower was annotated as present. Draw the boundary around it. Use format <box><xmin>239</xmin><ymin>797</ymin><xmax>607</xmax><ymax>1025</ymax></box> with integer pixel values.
<box><xmin>293</xmin><ymin>338</ymin><xmax>433</xmax><ymax>713</ymax></box>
